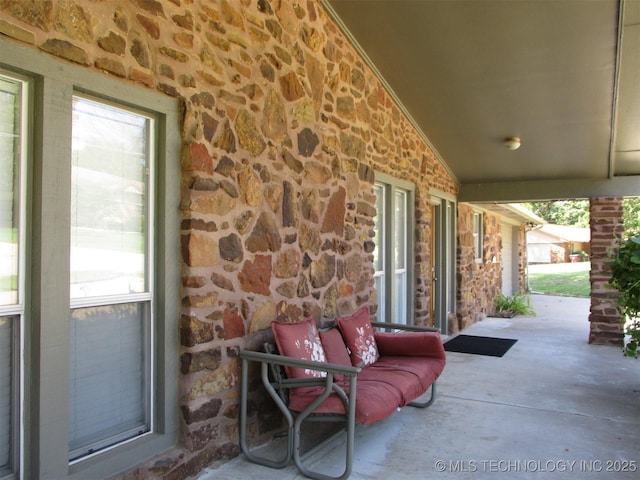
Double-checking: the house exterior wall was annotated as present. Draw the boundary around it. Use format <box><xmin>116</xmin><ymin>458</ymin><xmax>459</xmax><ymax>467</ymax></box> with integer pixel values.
<box><xmin>517</xmin><ymin>224</ymin><xmax>527</xmax><ymax>293</ymax></box>
<box><xmin>0</xmin><ymin>1</ymin><xmax>458</xmax><ymax>478</ymax></box>
<box><xmin>453</xmin><ymin>205</ymin><xmax>504</xmax><ymax>333</ymax></box>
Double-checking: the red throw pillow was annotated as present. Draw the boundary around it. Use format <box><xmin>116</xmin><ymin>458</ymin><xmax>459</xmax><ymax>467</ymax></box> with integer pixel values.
<box><xmin>337</xmin><ymin>306</ymin><xmax>379</xmax><ymax>367</ymax></box>
<box><xmin>319</xmin><ymin>327</ymin><xmax>352</xmax><ymax>366</ymax></box>
<box><xmin>271</xmin><ymin>318</ymin><xmax>327</xmax><ymax>379</ymax></box>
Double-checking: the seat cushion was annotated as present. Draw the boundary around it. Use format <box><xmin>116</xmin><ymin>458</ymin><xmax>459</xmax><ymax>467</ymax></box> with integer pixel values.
<box><xmin>337</xmin><ymin>306</ymin><xmax>379</xmax><ymax>367</ymax></box>
<box><xmin>374</xmin><ymin>356</ymin><xmax>445</xmax><ymax>392</ymax></box>
<box><xmin>271</xmin><ymin>318</ymin><xmax>327</xmax><ymax>379</ymax></box>
<box><xmin>287</xmin><ymin>378</ymin><xmax>402</xmax><ymax>425</ymax></box>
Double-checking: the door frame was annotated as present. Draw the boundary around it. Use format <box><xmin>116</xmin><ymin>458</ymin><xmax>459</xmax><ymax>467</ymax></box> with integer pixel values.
<box><xmin>429</xmin><ymin>190</ymin><xmax>456</xmax><ymax>335</ymax></box>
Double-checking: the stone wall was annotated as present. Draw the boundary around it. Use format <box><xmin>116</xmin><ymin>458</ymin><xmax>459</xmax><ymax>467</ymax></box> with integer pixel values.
<box><xmin>0</xmin><ymin>1</ymin><xmax>458</xmax><ymax>478</ymax></box>
<box><xmin>589</xmin><ymin>197</ymin><xmax>624</xmax><ymax>345</ymax></box>
<box><xmin>517</xmin><ymin>224</ymin><xmax>527</xmax><ymax>293</ymax></box>
<box><xmin>453</xmin><ymin>205</ymin><xmax>503</xmax><ymax>333</ymax></box>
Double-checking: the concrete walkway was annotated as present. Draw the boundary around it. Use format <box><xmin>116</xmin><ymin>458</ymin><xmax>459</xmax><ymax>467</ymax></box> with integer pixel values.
<box><xmin>197</xmin><ymin>295</ymin><xmax>640</xmax><ymax>479</ymax></box>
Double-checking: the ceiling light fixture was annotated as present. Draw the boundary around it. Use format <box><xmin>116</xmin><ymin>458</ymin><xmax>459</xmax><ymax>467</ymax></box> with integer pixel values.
<box><xmin>504</xmin><ymin>136</ymin><xmax>521</xmax><ymax>150</ymax></box>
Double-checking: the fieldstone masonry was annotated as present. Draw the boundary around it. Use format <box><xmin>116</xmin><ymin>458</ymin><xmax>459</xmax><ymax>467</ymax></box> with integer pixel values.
<box><xmin>589</xmin><ymin>197</ymin><xmax>624</xmax><ymax>345</ymax></box>
<box><xmin>454</xmin><ymin>205</ymin><xmax>507</xmax><ymax>333</ymax></box>
<box><xmin>0</xmin><ymin>1</ymin><xmax>460</xmax><ymax>478</ymax></box>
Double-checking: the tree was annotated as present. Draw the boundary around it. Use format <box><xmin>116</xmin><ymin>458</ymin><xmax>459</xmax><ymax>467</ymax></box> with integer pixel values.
<box><xmin>623</xmin><ymin>197</ymin><xmax>640</xmax><ymax>234</ymax></box>
<box><xmin>522</xmin><ymin>200</ymin><xmax>589</xmax><ymax>227</ymax></box>
<box><xmin>522</xmin><ymin>198</ymin><xmax>640</xmax><ymax>233</ymax></box>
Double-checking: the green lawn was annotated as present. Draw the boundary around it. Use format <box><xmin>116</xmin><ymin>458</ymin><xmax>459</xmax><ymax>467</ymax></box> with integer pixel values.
<box><xmin>528</xmin><ymin>262</ymin><xmax>591</xmax><ymax>298</ymax></box>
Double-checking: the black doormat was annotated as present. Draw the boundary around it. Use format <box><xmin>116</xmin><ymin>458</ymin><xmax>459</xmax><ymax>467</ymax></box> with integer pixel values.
<box><xmin>444</xmin><ymin>335</ymin><xmax>517</xmax><ymax>357</ymax></box>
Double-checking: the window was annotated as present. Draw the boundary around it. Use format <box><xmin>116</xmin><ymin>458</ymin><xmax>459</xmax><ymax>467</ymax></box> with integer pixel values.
<box><xmin>373</xmin><ymin>173</ymin><xmax>415</xmax><ymax>324</ymax></box>
<box><xmin>473</xmin><ymin>212</ymin><xmax>483</xmax><ymax>261</ymax></box>
<box><xmin>0</xmin><ymin>72</ymin><xmax>26</xmax><ymax>480</ymax></box>
<box><xmin>2</xmin><ymin>38</ymin><xmax>180</xmax><ymax>479</ymax></box>
<box><xmin>69</xmin><ymin>96</ymin><xmax>153</xmax><ymax>460</ymax></box>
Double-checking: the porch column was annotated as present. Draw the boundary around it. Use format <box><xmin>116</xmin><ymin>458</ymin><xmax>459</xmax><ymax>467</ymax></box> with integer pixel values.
<box><xmin>588</xmin><ymin>197</ymin><xmax>624</xmax><ymax>345</ymax></box>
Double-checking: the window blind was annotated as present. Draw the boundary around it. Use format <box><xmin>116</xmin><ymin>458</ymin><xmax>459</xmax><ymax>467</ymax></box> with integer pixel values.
<box><xmin>68</xmin><ymin>304</ymin><xmax>148</xmax><ymax>459</ymax></box>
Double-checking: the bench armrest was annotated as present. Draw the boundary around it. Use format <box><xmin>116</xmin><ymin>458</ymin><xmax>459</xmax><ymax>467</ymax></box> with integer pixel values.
<box><xmin>374</xmin><ymin>330</ymin><xmax>446</xmax><ymax>359</ymax></box>
<box><xmin>371</xmin><ymin>321</ymin><xmax>440</xmax><ymax>333</ymax></box>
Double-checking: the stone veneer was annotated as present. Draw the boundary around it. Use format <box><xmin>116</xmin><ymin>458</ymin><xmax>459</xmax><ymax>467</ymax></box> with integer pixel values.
<box><xmin>453</xmin><ymin>205</ymin><xmax>506</xmax><ymax>333</ymax></box>
<box><xmin>0</xmin><ymin>1</ymin><xmax>458</xmax><ymax>478</ymax></box>
<box><xmin>589</xmin><ymin>197</ymin><xmax>624</xmax><ymax>345</ymax></box>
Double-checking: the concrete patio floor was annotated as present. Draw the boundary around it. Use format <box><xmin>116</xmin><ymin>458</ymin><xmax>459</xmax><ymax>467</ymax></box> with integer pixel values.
<box><xmin>197</xmin><ymin>295</ymin><xmax>640</xmax><ymax>479</ymax></box>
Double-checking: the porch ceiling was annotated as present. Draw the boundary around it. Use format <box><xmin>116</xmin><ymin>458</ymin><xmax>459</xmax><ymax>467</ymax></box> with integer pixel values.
<box><xmin>323</xmin><ymin>0</ymin><xmax>640</xmax><ymax>202</ymax></box>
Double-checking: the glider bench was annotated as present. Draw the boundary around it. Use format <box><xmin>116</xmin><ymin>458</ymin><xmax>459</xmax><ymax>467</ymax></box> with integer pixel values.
<box><xmin>239</xmin><ymin>306</ymin><xmax>446</xmax><ymax>480</ymax></box>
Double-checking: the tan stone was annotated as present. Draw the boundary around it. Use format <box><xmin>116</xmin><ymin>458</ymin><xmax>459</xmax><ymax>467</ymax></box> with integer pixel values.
<box><xmin>221</xmin><ymin>0</ymin><xmax>244</xmax><ymax>28</ymax></box>
<box><xmin>186</xmin><ymin>361</ymin><xmax>239</xmax><ymax>401</ymax></box>
<box><xmin>304</xmin><ymin>161</ymin><xmax>332</xmax><ymax>184</ymax></box>
<box><xmin>172</xmin><ymin>11</ymin><xmax>193</xmax><ymax>30</ymax></box>
<box><xmin>190</xmin><ymin>190</ymin><xmax>236</xmax><ymax>216</ymax></box>
<box><xmin>275</xmin><ymin>248</ymin><xmax>301</xmax><ymax>279</ymax></box>
<box><xmin>214</xmin><ymin>119</ymin><xmax>237</xmax><ymax>153</ymax></box>
<box><xmin>237</xmin><ymin>167</ymin><xmax>262</xmax><ymax>207</ymax></box>
<box><xmin>131</xmin><ymin>0</ymin><xmax>165</xmax><ymax>17</ymax></box>
<box><xmin>300</xmin><ymin>25</ymin><xmax>325</xmax><ymax>52</ymax></box>
<box><xmin>98</xmin><ymin>31</ymin><xmax>126</xmax><ymax>55</ymax></box>
<box><xmin>310</xmin><ymin>253</ymin><xmax>335</xmax><ymax>288</ymax></box>
<box><xmin>263</xmin><ymin>184</ymin><xmax>283</xmax><ymax>214</ymax></box>
<box><xmin>279</xmin><ymin>71</ymin><xmax>305</xmax><ymax>102</ymax></box>
<box><xmin>299</xmin><ymin>223</ymin><xmax>321</xmax><ymax>255</ymax></box>
<box><xmin>337</xmin><ymin>96</ymin><xmax>356</xmax><ymax>121</ymax></box>
<box><xmin>1</xmin><ymin>0</ymin><xmax>53</xmax><ymax>30</ymax></box>
<box><xmin>180</xmin><ymin>315</ymin><xmax>214</xmax><ymax>347</ymax></box>
<box><xmin>344</xmin><ymin>254</ymin><xmax>363</xmax><ymax>282</ymax></box>
<box><xmin>249</xmin><ymin>301</ymin><xmax>276</xmax><ymax>333</ymax></box>
<box><xmin>246</xmin><ymin>212</ymin><xmax>281</xmax><ymax>253</ymax></box>
<box><xmin>182</xmin><ymin>233</ymin><xmax>218</xmax><ymax>267</ymax></box>
<box><xmin>262</xmin><ymin>88</ymin><xmax>288</xmax><ymax>142</ymax></box>
<box><xmin>0</xmin><ymin>19</ymin><xmax>36</xmax><ymax>44</ymax></box>
<box><xmin>322</xmin><ymin>283</ymin><xmax>338</xmax><ymax>318</ymax></box>
<box><xmin>236</xmin><ymin>110</ymin><xmax>266</xmax><ymax>157</ymax></box>
<box><xmin>160</xmin><ymin>46</ymin><xmax>189</xmax><ymax>63</ymax></box>
<box><xmin>183</xmin><ymin>293</ymin><xmax>219</xmax><ymax>308</ymax></box>
<box><xmin>95</xmin><ymin>57</ymin><xmax>126</xmax><ymax>77</ymax></box>
<box><xmin>39</xmin><ymin>38</ymin><xmax>89</xmax><ymax>65</ymax></box>
<box><xmin>136</xmin><ymin>14</ymin><xmax>159</xmax><ymax>39</ymax></box>
<box><xmin>55</xmin><ymin>0</ymin><xmax>94</xmax><ymax>42</ymax></box>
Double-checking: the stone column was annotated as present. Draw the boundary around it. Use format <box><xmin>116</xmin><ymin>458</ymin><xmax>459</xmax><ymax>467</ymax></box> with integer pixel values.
<box><xmin>589</xmin><ymin>197</ymin><xmax>624</xmax><ymax>345</ymax></box>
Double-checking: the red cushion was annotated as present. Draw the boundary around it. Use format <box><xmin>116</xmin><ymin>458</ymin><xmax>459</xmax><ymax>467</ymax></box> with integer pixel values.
<box><xmin>271</xmin><ymin>318</ymin><xmax>327</xmax><ymax>379</ymax></box>
<box><xmin>287</xmin><ymin>379</ymin><xmax>402</xmax><ymax>425</ymax></box>
<box><xmin>374</xmin><ymin>331</ymin><xmax>446</xmax><ymax>360</ymax></box>
<box><xmin>337</xmin><ymin>306</ymin><xmax>379</xmax><ymax>367</ymax></box>
<box><xmin>319</xmin><ymin>328</ymin><xmax>351</xmax><ymax>366</ymax></box>
<box><xmin>374</xmin><ymin>356</ymin><xmax>445</xmax><ymax>391</ymax></box>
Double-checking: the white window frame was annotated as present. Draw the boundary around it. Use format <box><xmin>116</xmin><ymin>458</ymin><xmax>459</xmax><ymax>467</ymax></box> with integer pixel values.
<box><xmin>1</xmin><ymin>38</ymin><xmax>180</xmax><ymax>480</ymax></box>
<box><xmin>373</xmin><ymin>172</ymin><xmax>415</xmax><ymax>324</ymax></box>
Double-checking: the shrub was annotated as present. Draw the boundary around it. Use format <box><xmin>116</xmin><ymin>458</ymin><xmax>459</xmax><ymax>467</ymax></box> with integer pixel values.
<box><xmin>608</xmin><ymin>234</ymin><xmax>640</xmax><ymax>358</ymax></box>
<box><xmin>494</xmin><ymin>292</ymin><xmax>535</xmax><ymax>316</ymax></box>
